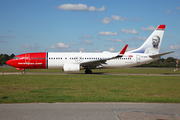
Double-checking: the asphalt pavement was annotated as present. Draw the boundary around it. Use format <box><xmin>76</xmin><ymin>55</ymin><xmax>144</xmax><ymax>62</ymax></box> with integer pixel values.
<box><xmin>0</xmin><ymin>103</ymin><xmax>180</xmax><ymax>120</ymax></box>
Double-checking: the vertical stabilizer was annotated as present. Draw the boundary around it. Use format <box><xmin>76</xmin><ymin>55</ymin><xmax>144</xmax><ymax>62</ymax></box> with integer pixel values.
<box><xmin>128</xmin><ymin>25</ymin><xmax>165</xmax><ymax>55</ymax></box>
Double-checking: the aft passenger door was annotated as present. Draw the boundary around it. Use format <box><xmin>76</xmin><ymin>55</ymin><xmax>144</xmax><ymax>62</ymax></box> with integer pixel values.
<box><xmin>136</xmin><ymin>55</ymin><xmax>140</xmax><ymax>63</ymax></box>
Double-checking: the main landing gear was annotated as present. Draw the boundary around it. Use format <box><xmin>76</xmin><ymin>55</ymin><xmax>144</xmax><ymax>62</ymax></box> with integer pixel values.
<box><xmin>85</xmin><ymin>69</ymin><xmax>92</xmax><ymax>74</ymax></box>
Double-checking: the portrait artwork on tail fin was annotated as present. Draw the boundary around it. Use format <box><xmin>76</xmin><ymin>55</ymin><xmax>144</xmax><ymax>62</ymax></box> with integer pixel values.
<box><xmin>127</xmin><ymin>24</ymin><xmax>165</xmax><ymax>55</ymax></box>
<box><xmin>144</xmin><ymin>35</ymin><xmax>160</xmax><ymax>54</ymax></box>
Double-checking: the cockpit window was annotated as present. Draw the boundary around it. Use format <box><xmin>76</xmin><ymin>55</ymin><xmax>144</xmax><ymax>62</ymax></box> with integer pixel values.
<box><xmin>14</xmin><ymin>57</ymin><xmax>19</xmax><ymax>60</ymax></box>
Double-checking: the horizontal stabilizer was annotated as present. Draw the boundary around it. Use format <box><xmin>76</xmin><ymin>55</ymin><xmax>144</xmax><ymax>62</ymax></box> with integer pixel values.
<box><xmin>149</xmin><ymin>51</ymin><xmax>174</xmax><ymax>58</ymax></box>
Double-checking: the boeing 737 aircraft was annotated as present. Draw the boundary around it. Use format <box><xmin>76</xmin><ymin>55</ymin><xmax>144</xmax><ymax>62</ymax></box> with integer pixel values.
<box><xmin>6</xmin><ymin>25</ymin><xmax>174</xmax><ymax>74</ymax></box>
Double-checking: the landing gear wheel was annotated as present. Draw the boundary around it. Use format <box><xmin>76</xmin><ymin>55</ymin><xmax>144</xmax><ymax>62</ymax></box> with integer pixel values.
<box><xmin>85</xmin><ymin>69</ymin><xmax>92</xmax><ymax>74</ymax></box>
<box><xmin>22</xmin><ymin>70</ymin><xmax>26</xmax><ymax>74</ymax></box>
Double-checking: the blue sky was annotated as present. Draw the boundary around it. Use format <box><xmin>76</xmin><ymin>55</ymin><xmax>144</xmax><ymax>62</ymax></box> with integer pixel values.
<box><xmin>0</xmin><ymin>0</ymin><xmax>180</xmax><ymax>58</ymax></box>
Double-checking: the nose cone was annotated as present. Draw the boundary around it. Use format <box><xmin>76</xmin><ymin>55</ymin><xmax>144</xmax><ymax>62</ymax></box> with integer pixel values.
<box><xmin>6</xmin><ymin>59</ymin><xmax>13</xmax><ymax>66</ymax></box>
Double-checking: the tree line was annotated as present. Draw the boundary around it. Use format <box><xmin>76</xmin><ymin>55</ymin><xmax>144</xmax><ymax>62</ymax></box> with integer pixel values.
<box><xmin>0</xmin><ymin>54</ymin><xmax>15</xmax><ymax>66</ymax></box>
<box><xmin>137</xmin><ymin>57</ymin><xmax>179</xmax><ymax>68</ymax></box>
<box><xmin>0</xmin><ymin>54</ymin><xmax>179</xmax><ymax>68</ymax></box>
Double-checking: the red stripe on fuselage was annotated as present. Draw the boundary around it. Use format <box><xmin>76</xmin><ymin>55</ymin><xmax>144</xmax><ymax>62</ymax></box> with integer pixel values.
<box><xmin>7</xmin><ymin>52</ymin><xmax>47</xmax><ymax>69</ymax></box>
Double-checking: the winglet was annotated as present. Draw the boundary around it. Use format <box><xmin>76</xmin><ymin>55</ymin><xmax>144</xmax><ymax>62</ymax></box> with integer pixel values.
<box><xmin>115</xmin><ymin>44</ymin><xmax>128</xmax><ymax>58</ymax></box>
<box><xmin>120</xmin><ymin>44</ymin><xmax>128</xmax><ymax>54</ymax></box>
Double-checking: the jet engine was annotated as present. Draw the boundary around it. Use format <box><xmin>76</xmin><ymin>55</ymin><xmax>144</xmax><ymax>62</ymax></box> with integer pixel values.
<box><xmin>63</xmin><ymin>63</ymin><xmax>80</xmax><ymax>72</ymax></box>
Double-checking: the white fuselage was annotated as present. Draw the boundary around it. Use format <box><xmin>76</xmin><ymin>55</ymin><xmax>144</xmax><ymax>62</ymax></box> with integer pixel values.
<box><xmin>47</xmin><ymin>52</ymin><xmax>158</xmax><ymax>69</ymax></box>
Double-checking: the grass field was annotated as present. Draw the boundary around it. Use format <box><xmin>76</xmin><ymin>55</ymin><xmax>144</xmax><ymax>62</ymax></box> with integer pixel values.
<box><xmin>0</xmin><ymin>69</ymin><xmax>180</xmax><ymax>103</ymax></box>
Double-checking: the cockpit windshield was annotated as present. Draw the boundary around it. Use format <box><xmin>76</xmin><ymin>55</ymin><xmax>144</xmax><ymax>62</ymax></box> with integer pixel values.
<box><xmin>14</xmin><ymin>57</ymin><xmax>19</xmax><ymax>60</ymax></box>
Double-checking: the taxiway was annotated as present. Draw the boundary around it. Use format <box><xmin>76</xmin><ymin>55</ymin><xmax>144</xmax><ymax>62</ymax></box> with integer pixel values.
<box><xmin>0</xmin><ymin>103</ymin><xmax>180</xmax><ymax>120</ymax></box>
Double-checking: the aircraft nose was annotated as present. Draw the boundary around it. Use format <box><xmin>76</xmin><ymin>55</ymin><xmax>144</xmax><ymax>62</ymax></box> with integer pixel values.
<box><xmin>6</xmin><ymin>59</ymin><xmax>13</xmax><ymax>66</ymax></box>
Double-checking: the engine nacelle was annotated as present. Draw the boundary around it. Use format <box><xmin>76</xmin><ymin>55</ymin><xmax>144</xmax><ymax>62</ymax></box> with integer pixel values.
<box><xmin>63</xmin><ymin>63</ymin><xmax>80</xmax><ymax>72</ymax></box>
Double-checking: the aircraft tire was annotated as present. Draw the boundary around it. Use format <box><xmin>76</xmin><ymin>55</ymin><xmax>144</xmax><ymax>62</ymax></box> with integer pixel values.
<box><xmin>85</xmin><ymin>69</ymin><xmax>92</xmax><ymax>74</ymax></box>
<box><xmin>22</xmin><ymin>70</ymin><xmax>26</xmax><ymax>74</ymax></box>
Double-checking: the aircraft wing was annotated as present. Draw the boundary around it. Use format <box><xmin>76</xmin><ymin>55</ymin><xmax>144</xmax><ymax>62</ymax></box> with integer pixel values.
<box><xmin>80</xmin><ymin>44</ymin><xmax>128</xmax><ymax>68</ymax></box>
<box><xmin>149</xmin><ymin>51</ymin><xmax>175</xmax><ymax>58</ymax></box>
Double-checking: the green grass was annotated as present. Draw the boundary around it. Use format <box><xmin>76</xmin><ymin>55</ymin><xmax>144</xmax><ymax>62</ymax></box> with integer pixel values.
<box><xmin>0</xmin><ymin>74</ymin><xmax>180</xmax><ymax>103</ymax></box>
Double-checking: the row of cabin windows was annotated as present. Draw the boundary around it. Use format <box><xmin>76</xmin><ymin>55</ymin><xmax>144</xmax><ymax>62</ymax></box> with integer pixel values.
<box><xmin>48</xmin><ymin>57</ymin><xmax>132</xmax><ymax>60</ymax></box>
<box><xmin>18</xmin><ymin>57</ymin><xmax>133</xmax><ymax>60</ymax></box>
<box><xmin>31</xmin><ymin>58</ymin><xmax>46</xmax><ymax>60</ymax></box>
<box><xmin>49</xmin><ymin>58</ymin><xmax>62</xmax><ymax>60</ymax></box>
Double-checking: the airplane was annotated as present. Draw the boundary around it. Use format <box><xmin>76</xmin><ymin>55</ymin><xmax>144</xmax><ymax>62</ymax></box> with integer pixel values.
<box><xmin>6</xmin><ymin>24</ymin><xmax>174</xmax><ymax>74</ymax></box>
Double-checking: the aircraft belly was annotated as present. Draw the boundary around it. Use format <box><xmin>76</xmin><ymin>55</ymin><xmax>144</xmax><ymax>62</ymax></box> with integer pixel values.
<box><xmin>48</xmin><ymin>61</ymin><xmax>63</xmax><ymax>69</ymax></box>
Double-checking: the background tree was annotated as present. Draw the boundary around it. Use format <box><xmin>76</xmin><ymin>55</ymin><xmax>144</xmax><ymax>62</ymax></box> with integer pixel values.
<box><xmin>137</xmin><ymin>57</ymin><xmax>177</xmax><ymax>68</ymax></box>
<box><xmin>10</xmin><ymin>54</ymin><xmax>15</xmax><ymax>59</ymax></box>
<box><xmin>0</xmin><ymin>54</ymin><xmax>15</xmax><ymax>66</ymax></box>
<box><xmin>165</xmin><ymin>57</ymin><xmax>175</xmax><ymax>63</ymax></box>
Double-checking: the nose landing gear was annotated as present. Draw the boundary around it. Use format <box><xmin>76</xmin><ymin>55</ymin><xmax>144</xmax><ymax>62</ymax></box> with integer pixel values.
<box><xmin>16</xmin><ymin>68</ymin><xmax>26</xmax><ymax>74</ymax></box>
<box><xmin>22</xmin><ymin>70</ymin><xmax>26</xmax><ymax>74</ymax></box>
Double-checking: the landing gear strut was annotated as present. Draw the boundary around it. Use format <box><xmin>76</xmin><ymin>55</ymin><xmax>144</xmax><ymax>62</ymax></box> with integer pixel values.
<box><xmin>85</xmin><ymin>69</ymin><xmax>92</xmax><ymax>74</ymax></box>
<box><xmin>22</xmin><ymin>70</ymin><xmax>26</xmax><ymax>74</ymax></box>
